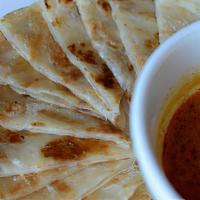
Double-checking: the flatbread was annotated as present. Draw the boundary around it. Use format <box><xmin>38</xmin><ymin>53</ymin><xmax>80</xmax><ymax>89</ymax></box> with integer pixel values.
<box><xmin>129</xmin><ymin>183</ymin><xmax>151</xmax><ymax>200</ymax></box>
<box><xmin>12</xmin><ymin>86</ymin><xmax>101</xmax><ymax>119</ymax></box>
<box><xmin>0</xmin><ymin>126</ymin><xmax>131</xmax><ymax>176</ymax></box>
<box><xmin>109</xmin><ymin>0</ymin><xmax>159</xmax><ymax>73</ymax></box>
<box><xmin>75</xmin><ymin>0</ymin><xmax>136</xmax><ymax>98</ymax></box>
<box><xmin>0</xmin><ymin>85</ymin><xmax>130</xmax><ymax>147</ymax></box>
<box><xmin>19</xmin><ymin>159</ymin><xmax>132</xmax><ymax>200</ymax></box>
<box><xmin>0</xmin><ymin>166</ymin><xmax>80</xmax><ymax>200</ymax></box>
<box><xmin>155</xmin><ymin>0</ymin><xmax>200</xmax><ymax>42</ymax></box>
<box><xmin>0</xmin><ymin>31</ymin><xmax>98</xmax><ymax>118</ymax></box>
<box><xmin>39</xmin><ymin>0</ymin><xmax>125</xmax><ymax>126</ymax></box>
<box><xmin>0</xmin><ymin>4</ymin><xmax>122</xmax><ymax>127</ymax></box>
<box><xmin>84</xmin><ymin>168</ymin><xmax>151</xmax><ymax>200</ymax></box>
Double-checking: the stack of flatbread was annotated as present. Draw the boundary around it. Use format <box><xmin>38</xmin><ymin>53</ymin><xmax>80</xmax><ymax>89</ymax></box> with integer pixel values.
<box><xmin>2</xmin><ymin>0</ymin><xmax>199</xmax><ymax>199</ymax></box>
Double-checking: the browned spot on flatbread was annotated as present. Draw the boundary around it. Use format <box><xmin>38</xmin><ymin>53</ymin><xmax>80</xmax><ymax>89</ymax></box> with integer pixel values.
<box><xmin>23</xmin><ymin>78</ymin><xmax>40</xmax><ymax>88</ymax></box>
<box><xmin>63</xmin><ymin>69</ymin><xmax>82</xmax><ymax>83</ymax></box>
<box><xmin>144</xmin><ymin>32</ymin><xmax>159</xmax><ymax>50</ymax></box>
<box><xmin>85</xmin><ymin>120</ymin><xmax>122</xmax><ymax>134</ymax></box>
<box><xmin>80</xmin><ymin>42</ymin><xmax>86</xmax><ymax>47</ymax></box>
<box><xmin>31</xmin><ymin>122</ymin><xmax>46</xmax><ymax>127</ymax></box>
<box><xmin>110</xmin><ymin>176</ymin><xmax>120</xmax><ymax>184</ymax></box>
<box><xmin>25</xmin><ymin>173</ymin><xmax>38</xmax><ymax>186</ymax></box>
<box><xmin>0</xmin><ymin>32</ymin><xmax>5</xmax><ymax>43</ymax></box>
<box><xmin>27</xmin><ymin>33</ymin><xmax>42</xmax><ymax>60</ymax></box>
<box><xmin>125</xmin><ymin>92</ymin><xmax>132</xmax><ymax>103</ymax></box>
<box><xmin>128</xmin><ymin>64</ymin><xmax>134</xmax><ymax>71</ymax></box>
<box><xmin>44</xmin><ymin>0</ymin><xmax>51</xmax><ymax>9</ymax></box>
<box><xmin>58</xmin><ymin>0</ymin><xmax>73</xmax><ymax>4</ymax></box>
<box><xmin>68</xmin><ymin>44</ymin><xmax>76</xmax><ymax>54</ymax></box>
<box><xmin>0</xmin><ymin>192</ymin><xmax>5</xmax><ymax>199</ymax></box>
<box><xmin>27</xmin><ymin>17</ymin><xmax>45</xmax><ymax>60</ymax></box>
<box><xmin>52</xmin><ymin>17</ymin><xmax>63</xmax><ymax>28</ymax></box>
<box><xmin>41</xmin><ymin>136</ymin><xmax>111</xmax><ymax>161</ymax></box>
<box><xmin>48</xmin><ymin>37</ymin><xmax>71</xmax><ymax>69</ymax></box>
<box><xmin>97</xmin><ymin>0</ymin><xmax>112</xmax><ymax>15</ymax></box>
<box><xmin>0</xmin><ymin>114</ymin><xmax>6</xmax><ymax>120</ymax></box>
<box><xmin>4</xmin><ymin>101</ymin><xmax>22</xmax><ymax>113</ymax></box>
<box><xmin>0</xmin><ymin>151</ymin><xmax>7</xmax><ymax>160</ymax></box>
<box><xmin>69</xmin><ymin>69</ymin><xmax>82</xmax><ymax>81</ymax></box>
<box><xmin>92</xmin><ymin>23</ymin><xmax>98</xmax><ymax>35</ymax></box>
<box><xmin>52</xmin><ymin>180</ymin><xmax>71</xmax><ymax>192</ymax></box>
<box><xmin>27</xmin><ymin>8</ymin><xmax>70</xmax><ymax>71</ymax></box>
<box><xmin>0</xmin><ymin>132</ymin><xmax>24</xmax><ymax>144</ymax></box>
<box><xmin>68</xmin><ymin>43</ymin><xmax>97</xmax><ymax>65</ymax></box>
<box><xmin>95</xmin><ymin>64</ymin><xmax>116</xmax><ymax>89</ymax></box>
<box><xmin>34</xmin><ymin>78</ymin><xmax>39</xmax><ymax>81</ymax></box>
<box><xmin>138</xmin><ymin>11</ymin><xmax>155</xmax><ymax>19</ymax></box>
<box><xmin>9</xmin><ymin>183</ymin><xmax>22</xmax><ymax>193</ymax></box>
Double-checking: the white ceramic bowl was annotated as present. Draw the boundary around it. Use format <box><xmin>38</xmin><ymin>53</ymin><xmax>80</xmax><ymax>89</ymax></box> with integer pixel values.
<box><xmin>130</xmin><ymin>21</ymin><xmax>200</xmax><ymax>200</ymax></box>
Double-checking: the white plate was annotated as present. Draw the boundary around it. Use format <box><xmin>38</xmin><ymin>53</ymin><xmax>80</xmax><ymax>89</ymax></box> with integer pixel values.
<box><xmin>0</xmin><ymin>0</ymin><xmax>36</xmax><ymax>18</ymax></box>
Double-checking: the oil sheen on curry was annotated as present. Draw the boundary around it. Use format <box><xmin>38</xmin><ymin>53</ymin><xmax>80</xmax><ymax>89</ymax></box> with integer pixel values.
<box><xmin>163</xmin><ymin>89</ymin><xmax>200</xmax><ymax>200</ymax></box>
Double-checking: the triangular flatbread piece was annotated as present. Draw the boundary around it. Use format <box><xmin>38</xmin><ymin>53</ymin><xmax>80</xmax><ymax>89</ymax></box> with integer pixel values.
<box><xmin>0</xmin><ymin>4</ymin><xmax>121</xmax><ymax>127</ymax></box>
<box><xmin>39</xmin><ymin>1</ymin><xmax>124</xmax><ymax>124</ymax></box>
<box><xmin>129</xmin><ymin>183</ymin><xmax>151</xmax><ymax>200</ymax></box>
<box><xmin>84</xmin><ymin>168</ymin><xmax>151</xmax><ymax>200</ymax></box>
<box><xmin>0</xmin><ymin>31</ymin><xmax>97</xmax><ymax>117</ymax></box>
<box><xmin>109</xmin><ymin>0</ymin><xmax>159</xmax><ymax>73</ymax></box>
<box><xmin>0</xmin><ymin>166</ymin><xmax>80</xmax><ymax>200</ymax></box>
<box><xmin>0</xmin><ymin>126</ymin><xmax>131</xmax><ymax>176</ymax></box>
<box><xmin>19</xmin><ymin>159</ymin><xmax>132</xmax><ymax>200</ymax></box>
<box><xmin>75</xmin><ymin>0</ymin><xmax>136</xmax><ymax>99</ymax></box>
<box><xmin>0</xmin><ymin>85</ymin><xmax>130</xmax><ymax>146</ymax></box>
<box><xmin>155</xmin><ymin>0</ymin><xmax>200</xmax><ymax>42</ymax></box>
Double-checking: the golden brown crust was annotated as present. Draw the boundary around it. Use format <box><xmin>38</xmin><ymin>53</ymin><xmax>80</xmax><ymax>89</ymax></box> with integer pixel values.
<box><xmin>144</xmin><ymin>32</ymin><xmax>159</xmax><ymax>50</ymax></box>
<box><xmin>31</xmin><ymin>122</ymin><xmax>46</xmax><ymax>127</ymax></box>
<box><xmin>9</xmin><ymin>183</ymin><xmax>23</xmax><ymax>194</ymax></box>
<box><xmin>4</xmin><ymin>101</ymin><xmax>23</xmax><ymax>114</ymax></box>
<box><xmin>0</xmin><ymin>132</ymin><xmax>24</xmax><ymax>144</ymax></box>
<box><xmin>24</xmin><ymin>173</ymin><xmax>39</xmax><ymax>186</ymax></box>
<box><xmin>52</xmin><ymin>180</ymin><xmax>71</xmax><ymax>192</ymax></box>
<box><xmin>44</xmin><ymin>0</ymin><xmax>51</xmax><ymax>9</ymax></box>
<box><xmin>68</xmin><ymin>43</ymin><xmax>97</xmax><ymax>65</ymax></box>
<box><xmin>0</xmin><ymin>151</ymin><xmax>7</xmax><ymax>160</ymax></box>
<box><xmin>59</xmin><ymin>0</ymin><xmax>73</xmax><ymax>4</ymax></box>
<box><xmin>41</xmin><ymin>136</ymin><xmax>111</xmax><ymax>161</ymax></box>
<box><xmin>22</xmin><ymin>7</ymin><xmax>83</xmax><ymax>84</ymax></box>
<box><xmin>94</xmin><ymin>64</ymin><xmax>116</xmax><ymax>89</ymax></box>
<box><xmin>97</xmin><ymin>0</ymin><xmax>112</xmax><ymax>15</ymax></box>
<box><xmin>52</xmin><ymin>17</ymin><xmax>63</xmax><ymax>28</ymax></box>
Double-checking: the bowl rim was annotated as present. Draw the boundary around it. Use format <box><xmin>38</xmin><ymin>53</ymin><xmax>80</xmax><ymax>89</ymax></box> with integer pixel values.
<box><xmin>130</xmin><ymin>21</ymin><xmax>200</xmax><ymax>200</ymax></box>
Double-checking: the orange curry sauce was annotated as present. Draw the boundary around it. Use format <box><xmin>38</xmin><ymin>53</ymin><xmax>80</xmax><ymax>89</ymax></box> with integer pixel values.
<box><xmin>163</xmin><ymin>90</ymin><xmax>200</xmax><ymax>200</ymax></box>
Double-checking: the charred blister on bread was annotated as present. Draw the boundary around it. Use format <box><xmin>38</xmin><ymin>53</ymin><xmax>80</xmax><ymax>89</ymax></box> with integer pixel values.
<box><xmin>68</xmin><ymin>43</ymin><xmax>98</xmax><ymax>65</ymax></box>
<box><xmin>0</xmin><ymin>132</ymin><xmax>24</xmax><ymax>144</ymax></box>
<box><xmin>41</xmin><ymin>136</ymin><xmax>111</xmax><ymax>161</ymax></box>
<box><xmin>97</xmin><ymin>0</ymin><xmax>112</xmax><ymax>15</ymax></box>
<box><xmin>44</xmin><ymin>0</ymin><xmax>51</xmax><ymax>9</ymax></box>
